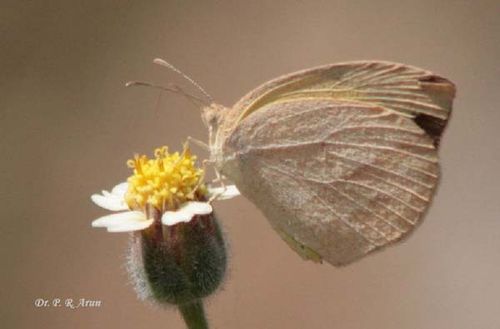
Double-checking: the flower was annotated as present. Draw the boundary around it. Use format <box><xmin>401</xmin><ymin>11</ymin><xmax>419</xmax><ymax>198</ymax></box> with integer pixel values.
<box><xmin>90</xmin><ymin>145</ymin><xmax>239</xmax><ymax>232</ymax></box>
<box><xmin>91</xmin><ymin>144</ymin><xmax>238</xmax><ymax>314</ymax></box>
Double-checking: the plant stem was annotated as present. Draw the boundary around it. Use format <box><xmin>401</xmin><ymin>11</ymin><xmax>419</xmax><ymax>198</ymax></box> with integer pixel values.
<box><xmin>178</xmin><ymin>300</ymin><xmax>209</xmax><ymax>329</ymax></box>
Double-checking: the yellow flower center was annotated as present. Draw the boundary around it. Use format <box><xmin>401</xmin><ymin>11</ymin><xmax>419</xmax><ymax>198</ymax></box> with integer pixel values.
<box><xmin>125</xmin><ymin>145</ymin><xmax>206</xmax><ymax>211</ymax></box>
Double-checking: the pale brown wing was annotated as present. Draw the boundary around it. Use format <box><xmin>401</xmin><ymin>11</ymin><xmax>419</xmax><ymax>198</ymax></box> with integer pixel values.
<box><xmin>230</xmin><ymin>61</ymin><xmax>455</xmax><ymax>146</ymax></box>
<box><xmin>221</xmin><ymin>99</ymin><xmax>440</xmax><ymax>266</ymax></box>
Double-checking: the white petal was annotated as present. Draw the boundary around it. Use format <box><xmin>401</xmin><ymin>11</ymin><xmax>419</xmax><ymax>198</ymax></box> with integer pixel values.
<box><xmin>107</xmin><ymin>218</ymin><xmax>154</xmax><ymax>232</ymax></box>
<box><xmin>111</xmin><ymin>182</ymin><xmax>129</xmax><ymax>197</ymax></box>
<box><xmin>91</xmin><ymin>193</ymin><xmax>128</xmax><ymax>211</ymax></box>
<box><xmin>161</xmin><ymin>210</ymin><xmax>193</xmax><ymax>226</ymax></box>
<box><xmin>92</xmin><ymin>211</ymin><xmax>146</xmax><ymax>228</ymax></box>
<box><xmin>208</xmin><ymin>185</ymin><xmax>241</xmax><ymax>200</ymax></box>
<box><xmin>161</xmin><ymin>202</ymin><xmax>213</xmax><ymax>226</ymax></box>
<box><xmin>181</xmin><ymin>201</ymin><xmax>213</xmax><ymax>215</ymax></box>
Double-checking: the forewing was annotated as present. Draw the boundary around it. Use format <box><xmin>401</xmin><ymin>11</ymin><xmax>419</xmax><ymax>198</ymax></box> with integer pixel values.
<box><xmin>231</xmin><ymin>61</ymin><xmax>455</xmax><ymax>146</ymax></box>
<box><xmin>222</xmin><ymin>99</ymin><xmax>439</xmax><ymax>266</ymax></box>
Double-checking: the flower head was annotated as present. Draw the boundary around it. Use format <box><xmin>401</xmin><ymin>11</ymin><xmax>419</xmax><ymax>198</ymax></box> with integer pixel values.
<box><xmin>91</xmin><ymin>144</ymin><xmax>239</xmax><ymax>308</ymax></box>
<box><xmin>91</xmin><ymin>144</ymin><xmax>239</xmax><ymax>232</ymax></box>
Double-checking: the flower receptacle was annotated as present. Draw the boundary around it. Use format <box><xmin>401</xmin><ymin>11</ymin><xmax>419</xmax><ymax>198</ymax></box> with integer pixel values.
<box><xmin>129</xmin><ymin>211</ymin><xmax>227</xmax><ymax>306</ymax></box>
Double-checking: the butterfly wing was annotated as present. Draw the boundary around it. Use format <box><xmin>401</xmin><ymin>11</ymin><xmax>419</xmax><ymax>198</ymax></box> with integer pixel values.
<box><xmin>230</xmin><ymin>61</ymin><xmax>455</xmax><ymax>146</ymax></box>
<box><xmin>221</xmin><ymin>99</ymin><xmax>444</xmax><ymax>266</ymax></box>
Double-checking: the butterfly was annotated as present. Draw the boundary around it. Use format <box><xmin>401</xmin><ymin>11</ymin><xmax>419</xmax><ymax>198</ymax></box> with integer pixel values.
<box><xmin>131</xmin><ymin>59</ymin><xmax>455</xmax><ymax>266</ymax></box>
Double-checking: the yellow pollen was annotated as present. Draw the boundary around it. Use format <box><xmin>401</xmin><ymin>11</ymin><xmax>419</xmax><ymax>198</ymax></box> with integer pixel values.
<box><xmin>124</xmin><ymin>144</ymin><xmax>206</xmax><ymax>211</ymax></box>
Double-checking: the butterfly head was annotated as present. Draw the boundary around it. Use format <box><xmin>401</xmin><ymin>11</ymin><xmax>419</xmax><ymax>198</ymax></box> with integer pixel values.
<box><xmin>201</xmin><ymin>103</ymin><xmax>233</xmax><ymax>169</ymax></box>
<box><xmin>201</xmin><ymin>103</ymin><xmax>226</xmax><ymax>130</ymax></box>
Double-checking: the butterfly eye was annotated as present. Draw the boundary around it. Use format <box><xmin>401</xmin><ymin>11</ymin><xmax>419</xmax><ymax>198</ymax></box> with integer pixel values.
<box><xmin>201</xmin><ymin>112</ymin><xmax>214</xmax><ymax>127</ymax></box>
<box><xmin>201</xmin><ymin>105</ymin><xmax>221</xmax><ymax>129</ymax></box>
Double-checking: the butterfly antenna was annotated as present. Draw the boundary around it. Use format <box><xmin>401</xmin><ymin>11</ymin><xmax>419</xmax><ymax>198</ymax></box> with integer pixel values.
<box><xmin>125</xmin><ymin>81</ymin><xmax>207</xmax><ymax>108</ymax></box>
<box><xmin>153</xmin><ymin>58</ymin><xmax>214</xmax><ymax>104</ymax></box>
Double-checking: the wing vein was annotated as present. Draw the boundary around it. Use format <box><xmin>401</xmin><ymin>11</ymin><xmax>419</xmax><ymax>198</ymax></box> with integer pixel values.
<box><xmin>302</xmin><ymin>175</ymin><xmax>416</xmax><ymax>228</ymax></box>
<box><xmin>335</xmin><ymin>179</ymin><xmax>424</xmax><ymax>215</ymax></box>
<box><xmin>326</xmin><ymin>150</ymin><xmax>434</xmax><ymax>189</ymax></box>
<box><xmin>265</xmin><ymin>164</ymin><xmax>386</xmax><ymax>245</ymax></box>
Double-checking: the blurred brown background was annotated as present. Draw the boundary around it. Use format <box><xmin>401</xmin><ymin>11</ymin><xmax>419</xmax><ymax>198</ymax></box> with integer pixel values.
<box><xmin>1</xmin><ymin>1</ymin><xmax>499</xmax><ymax>328</ymax></box>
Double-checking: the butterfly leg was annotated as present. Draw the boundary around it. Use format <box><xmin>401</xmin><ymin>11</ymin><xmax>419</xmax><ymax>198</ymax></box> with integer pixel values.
<box><xmin>186</xmin><ymin>136</ymin><xmax>210</xmax><ymax>151</ymax></box>
<box><xmin>186</xmin><ymin>159</ymin><xmax>212</xmax><ymax>201</ymax></box>
<box><xmin>208</xmin><ymin>167</ymin><xmax>228</xmax><ymax>203</ymax></box>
